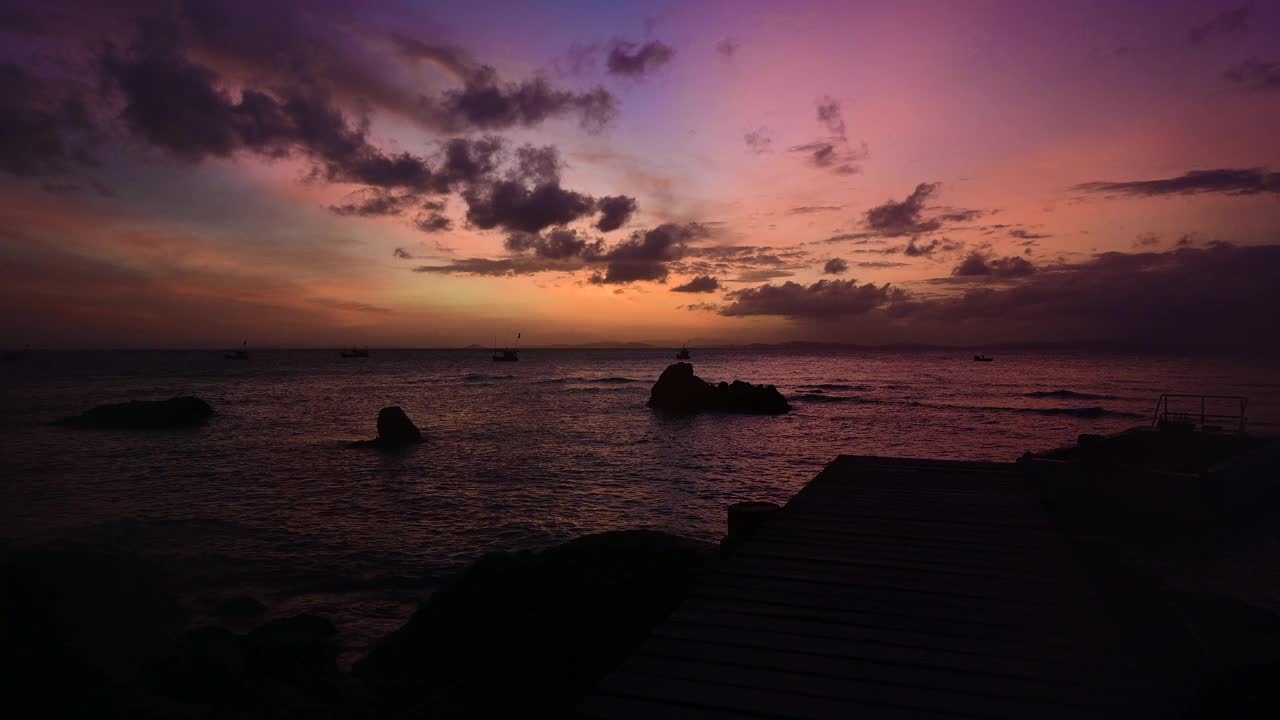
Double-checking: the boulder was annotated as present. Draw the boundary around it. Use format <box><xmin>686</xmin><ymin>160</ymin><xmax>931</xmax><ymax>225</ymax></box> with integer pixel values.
<box><xmin>355</xmin><ymin>530</ymin><xmax>716</xmax><ymax>718</ymax></box>
<box><xmin>56</xmin><ymin>396</ymin><xmax>214</xmax><ymax>430</ymax></box>
<box><xmin>647</xmin><ymin>363</ymin><xmax>789</xmax><ymax>415</ymax></box>
<box><xmin>353</xmin><ymin>406</ymin><xmax>423</xmax><ymax>448</ymax></box>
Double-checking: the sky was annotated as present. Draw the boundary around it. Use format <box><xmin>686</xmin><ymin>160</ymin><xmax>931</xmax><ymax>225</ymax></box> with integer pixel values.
<box><xmin>1</xmin><ymin>0</ymin><xmax>1278</xmax><ymax>348</ymax></box>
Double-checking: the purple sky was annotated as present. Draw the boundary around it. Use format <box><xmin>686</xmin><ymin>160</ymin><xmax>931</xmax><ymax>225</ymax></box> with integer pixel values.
<box><xmin>1</xmin><ymin>0</ymin><xmax>1278</xmax><ymax>347</ymax></box>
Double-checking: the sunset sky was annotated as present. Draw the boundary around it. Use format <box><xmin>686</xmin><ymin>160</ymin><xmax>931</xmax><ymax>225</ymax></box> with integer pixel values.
<box><xmin>2</xmin><ymin>0</ymin><xmax>1278</xmax><ymax>348</ymax></box>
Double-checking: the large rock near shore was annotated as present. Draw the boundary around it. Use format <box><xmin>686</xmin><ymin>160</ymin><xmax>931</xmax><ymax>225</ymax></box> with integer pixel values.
<box><xmin>355</xmin><ymin>530</ymin><xmax>716</xmax><ymax>718</ymax></box>
<box><xmin>648</xmin><ymin>362</ymin><xmax>790</xmax><ymax>414</ymax></box>
<box><xmin>56</xmin><ymin>396</ymin><xmax>213</xmax><ymax>429</ymax></box>
<box><xmin>353</xmin><ymin>406</ymin><xmax>423</xmax><ymax>448</ymax></box>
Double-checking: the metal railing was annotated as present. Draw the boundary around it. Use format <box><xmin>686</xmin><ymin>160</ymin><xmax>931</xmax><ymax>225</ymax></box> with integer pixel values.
<box><xmin>1151</xmin><ymin>394</ymin><xmax>1247</xmax><ymax>433</ymax></box>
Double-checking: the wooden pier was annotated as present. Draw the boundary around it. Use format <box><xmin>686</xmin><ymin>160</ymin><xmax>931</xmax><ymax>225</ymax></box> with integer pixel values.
<box><xmin>581</xmin><ymin>455</ymin><xmax>1179</xmax><ymax>719</ymax></box>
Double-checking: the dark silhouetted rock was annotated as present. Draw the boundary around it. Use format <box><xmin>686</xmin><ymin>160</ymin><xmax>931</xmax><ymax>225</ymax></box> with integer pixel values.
<box><xmin>355</xmin><ymin>530</ymin><xmax>715</xmax><ymax>718</ymax></box>
<box><xmin>158</xmin><ymin>626</ymin><xmax>248</xmax><ymax>703</ymax></box>
<box><xmin>353</xmin><ymin>406</ymin><xmax>424</xmax><ymax>448</ymax></box>
<box><xmin>56</xmin><ymin>396</ymin><xmax>213</xmax><ymax>430</ymax></box>
<box><xmin>211</xmin><ymin>594</ymin><xmax>267</xmax><ymax>619</ymax></box>
<box><xmin>647</xmin><ymin>362</ymin><xmax>789</xmax><ymax>414</ymax></box>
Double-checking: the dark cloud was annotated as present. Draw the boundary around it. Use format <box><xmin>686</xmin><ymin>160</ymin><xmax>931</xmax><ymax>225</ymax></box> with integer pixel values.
<box><xmin>1134</xmin><ymin>232</ymin><xmax>1162</xmax><ymax>248</ymax></box>
<box><xmin>1224</xmin><ymin>57</ymin><xmax>1280</xmax><ymax>91</ymax></box>
<box><xmin>413</xmin><ymin>212</ymin><xmax>452</xmax><ymax>233</ymax></box>
<box><xmin>1009</xmin><ymin>229</ymin><xmax>1051</xmax><ymax>240</ymax></box>
<box><xmin>732</xmin><ymin>269</ymin><xmax>795</xmax><ymax>282</ymax></box>
<box><xmin>788</xmin><ymin>141</ymin><xmax>868</xmax><ymax>175</ymax></box>
<box><xmin>413</xmin><ymin>256</ymin><xmax>582</xmax><ymax>277</ymax></box>
<box><xmin>439</xmin><ymin>65</ymin><xmax>617</xmax><ymax>132</ymax></box>
<box><xmin>1188</xmin><ymin>6</ymin><xmax>1250</xmax><ymax>45</ymax></box>
<box><xmin>710</xmin><ymin>243</ymin><xmax>1280</xmax><ymax>348</ymax></box>
<box><xmin>936</xmin><ymin>209</ymin><xmax>984</xmax><ymax>223</ymax></box>
<box><xmin>595</xmin><ymin>195</ymin><xmax>638</xmax><ymax>232</ymax></box>
<box><xmin>1072</xmin><ymin>168</ymin><xmax>1280</xmax><ymax>197</ymax></box>
<box><xmin>589</xmin><ymin>223</ymin><xmax>708</xmax><ymax>284</ymax></box>
<box><xmin>416</xmin><ymin>222</ymin><xmax>706</xmax><ymax>284</ymax></box>
<box><xmin>823</xmin><ymin>258</ymin><xmax>849</xmax><ymax>275</ymax></box>
<box><xmin>606</xmin><ymin>41</ymin><xmax>675</xmax><ymax>77</ymax></box>
<box><xmin>330</xmin><ymin>189</ymin><xmax>419</xmax><ymax>217</ymax></box>
<box><xmin>504</xmin><ymin>228</ymin><xmax>604</xmax><ymax>260</ymax></box>
<box><xmin>716</xmin><ymin>38</ymin><xmax>739</xmax><ymax>59</ymax></box>
<box><xmin>721</xmin><ymin>279</ymin><xmax>903</xmax><ymax>318</ymax></box>
<box><xmin>463</xmin><ymin>181</ymin><xmax>595</xmax><ymax>233</ymax></box>
<box><xmin>789</xmin><ymin>205</ymin><xmax>842</xmax><ymax>215</ymax></box>
<box><xmin>854</xmin><ymin>261</ymin><xmax>909</xmax><ymax>269</ymax></box>
<box><xmin>0</xmin><ymin>63</ymin><xmax>97</xmax><ymax>176</ymax></box>
<box><xmin>393</xmin><ymin>247</ymin><xmax>413</xmax><ymax>259</ymax></box>
<box><xmin>864</xmin><ymin>182</ymin><xmax>942</xmax><ymax>236</ymax></box>
<box><xmin>816</xmin><ymin>96</ymin><xmax>846</xmax><ymax>139</ymax></box>
<box><xmin>670</xmin><ymin>275</ymin><xmax>720</xmax><ymax>293</ymax></box>
<box><xmin>388</xmin><ymin>33</ymin><xmax>472</xmax><ymax>78</ymax></box>
<box><xmin>744</xmin><ymin>128</ymin><xmax>772</xmax><ymax>154</ymax></box>
<box><xmin>902</xmin><ymin>237</ymin><xmax>940</xmax><ymax>257</ymax></box>
<box><xmin>950</xmin><ymin>252</ymin><xmax>1036</xmax><ymax>279</ymax></box>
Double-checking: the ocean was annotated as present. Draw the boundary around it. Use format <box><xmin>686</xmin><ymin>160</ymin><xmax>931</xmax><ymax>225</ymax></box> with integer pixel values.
<box><xmin>3</xmin><ymin>348</ymin><xmax>1278</xmax><ymax>660</ymax></box>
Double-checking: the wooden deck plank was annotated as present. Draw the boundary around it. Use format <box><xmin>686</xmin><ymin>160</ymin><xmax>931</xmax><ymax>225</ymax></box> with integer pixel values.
<box><xmin>580</xmin><ymin>455</ymin><xmax>1170</xmax><ymax>719</ymax></box>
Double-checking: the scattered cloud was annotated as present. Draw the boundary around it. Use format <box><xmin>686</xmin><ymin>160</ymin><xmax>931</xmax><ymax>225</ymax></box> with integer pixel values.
<box><xmin>671</xmin><ymin>275</ymin><xmax>720</xmax><ymax>293</ymax></box>
<box><xmin>1072</xmin><ymin>168</ymin><xmax>1280</xmax><ymax>197</ymax></box>
<box><xmin>823</xmin><ymin>258</ymin><xmax>849</xmax><ymax>274</ymax></box>
<box><xmin>789</xmin><ymin>96</ymin><xmax>868</xmax><ymax>175</ymax></box>
<box><xmin>744</xmin><ymin>127</ymin><xmax>772</xmax><ymax>154</ymax></box>
<box><xmin>1188</xmin><ymin>6</ymin><xmax>1250</xmax><ymax>45</ymax></box>
<box><xmin>606</xmin><ymin>40</ymin><xmax>675</xmax><ymax>77</ymax></box>
<box><xmin>1224</xmin><ymin>58</ymin><xmax>1280</xmax><ymax>92</ymax></box>
<box><xmin>789</xmin><ymin>205</ymin><xmax>842</xmax><ymax>215</ymax></box>
<box><xmin>949</xmin><ymin>251</ymin><xmax>1037</xmax><ymax>279</ymax></box>
<box><xmin>595</xmin><ymin>195</ymin><xmax>638</xmax><ymax>232</ymax></box>
<box><xmin>721</xmin><ymin>278</ymin><xmax>904</xmax><ymax>318</ymax></box>
<box><xmin>864</xmin><ymin>183</ymin><xmax>942</xmax><ymax>236</ymax></box>
<box><xmin>1009</xmin><ymin>229</ymin><xmax>1051</xmax><ymax>240</ymax></box>
<box><xmin>413</xmin><ymin>212</ymin><xmax>452</xmax><ymax>233</ymax></box>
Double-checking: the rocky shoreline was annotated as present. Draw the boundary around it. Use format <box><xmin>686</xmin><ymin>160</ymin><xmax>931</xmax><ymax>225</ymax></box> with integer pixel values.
<box><xmin>1</xmin><ymin>531</ymin><xmax>717</xmax><ymax>719</ymax></box>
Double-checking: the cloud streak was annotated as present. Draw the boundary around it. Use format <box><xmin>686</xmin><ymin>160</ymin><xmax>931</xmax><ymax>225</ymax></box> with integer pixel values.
<box><xmin>1072</xmin><ymin>168</ymin><xmax>1280</xmax><ymax>197</ymax></box>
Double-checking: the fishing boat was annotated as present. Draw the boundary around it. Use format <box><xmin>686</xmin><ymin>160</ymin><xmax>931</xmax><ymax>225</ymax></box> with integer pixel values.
<box><xmin>225</xmin><ymin>341</ymin><xmax>249</xmax><ymax>360</ymax></box>
<box><xmin>973</xmin><ymin>354</ymin><xmax>994</xmax><ymax>362</ymax></box>
<box><xmin>675</xmin><ymin>345</ymin><xmax>691</xmax><ymax>360</ymax></box>
<box><xmin>340</xmin><ymin>346</ymin><xmax>369</xmax><ymax>358</ymax></box>
<box><xmin>492</xmin><ymin>331</ymin><xmax>521</xmax><ymax>362</ymax></box>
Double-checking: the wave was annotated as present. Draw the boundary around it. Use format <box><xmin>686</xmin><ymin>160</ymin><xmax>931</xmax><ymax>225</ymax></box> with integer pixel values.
<box><xmin>462</xmin><ymin>373</ymin><xmax>515</xmax><ymax>381</ymax></box>
<box><xmin>797</xmin><ymin>383</ymin><xmax>869</xmax><ymax>392</ymax></box>
<box><xmin>792</xmin><ymin>393</ymin><xmax>860</xmax><ymax>403</ymax></box>
<box><xmin>1023</xmin><ymin>389</ymin><xmax>1116</xmax><ymax>400</ymax></box>
<box><xmin>534</xmin><ymin>376</ymin><xmax>643</xmax><ymax>385</ymax></box>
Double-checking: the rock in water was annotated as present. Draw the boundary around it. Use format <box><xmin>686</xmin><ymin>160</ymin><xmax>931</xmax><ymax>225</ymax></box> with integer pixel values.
<box><xmin>353</xmin><ymin>406</ymin><xmax>424</xmax><ymax>448</ymax></box>
<box><xmin>647</xmin><ymin>362</ymin><xmax>790</xmax><ymax>415</ymax></box>
<box><xmin>56</xmin><ymin>396</ymin><xmax>213</xmax><ymax>429</ymax></box>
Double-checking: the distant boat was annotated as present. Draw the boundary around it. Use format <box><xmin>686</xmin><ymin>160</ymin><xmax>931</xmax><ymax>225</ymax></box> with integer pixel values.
<box><xmin>973</xmin><ymin>354</ymin><xmax>994</xmax><ymax>362</ymax></box>
<box><xmin>340</xmin><ymin>346</ymin><xmax>369</xmax><ymax>358</ymax></box>
<box><xmin>675</xmin><ymin>345</ymin><xmax>691</xmax><ymax>360</ymax></box>
<box><xmin>492</xmin><ymin>331</ymin><xmax>521</xmax><ymax>362</ymax></box>
<box><xmin>225</xmin><ymin>340</ymin><xmax>249</xmax><ymax>360</ymax></box>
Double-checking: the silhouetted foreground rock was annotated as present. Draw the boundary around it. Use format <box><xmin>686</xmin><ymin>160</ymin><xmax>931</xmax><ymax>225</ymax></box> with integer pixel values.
<box><xmin>56</xmin><ymin>396</ymin><xmax>214</xmax><ymax>429</ymax></box>
<box><xmin>1</xmin><ymin>547</ymin><xmax>358</xmax><ymax>719</ymax></box>
<box><xmin>648</xmin><ymin>362</ymin><xmax>790</xmax><ymax>414</ymax></box>
<box><xmin>355</xmin><ymin>530</ymin><xmax>716</xmax><ymax>718</ymax></box>
<box><xmin>352</xmin><ymin>406</ymin><xmax>423</xmax><ymax>448</ymax></box>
